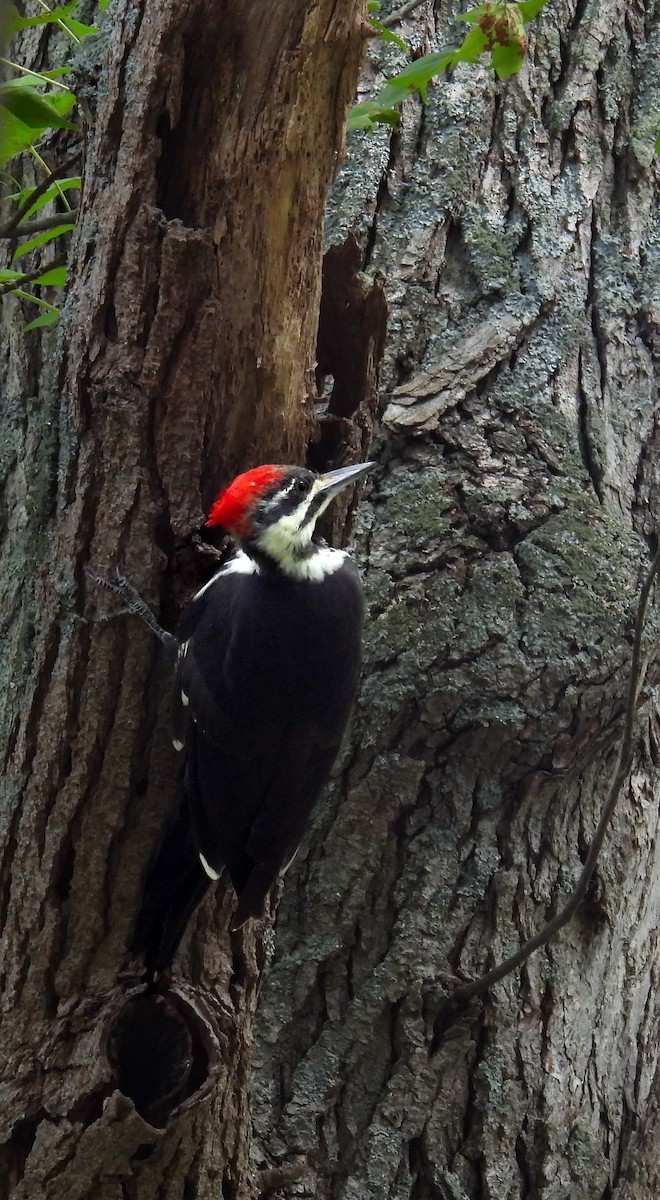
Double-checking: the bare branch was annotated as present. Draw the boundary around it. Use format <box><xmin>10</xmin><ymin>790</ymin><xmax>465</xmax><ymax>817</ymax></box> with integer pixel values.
<box><xmin>0</xmin><ymin>253</ymin><xmax>66</xmax><ymax>294</ymax></box>
<box><xmin>0</xmin><ymin>150</ymin><xmax>81</xmax><ymax>236</ymax></box>
<box><xmin>381</xmin><ymin>0</ymin><xmax>426</xmax><ymax>28</ymax></box>
<box><xmin>0</xmin><ymin>209</ymin><xmax>78</xmax><ymax>238</ymax></box>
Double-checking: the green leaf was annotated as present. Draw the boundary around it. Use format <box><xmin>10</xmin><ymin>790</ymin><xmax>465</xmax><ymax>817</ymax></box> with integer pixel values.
<box><xmin>0</xmin><ymin>110</ymin><xmax>41</xmax><ymax>167</ymax></box>
<box><xmin>491</xmin><ymin>39</ymin><xmax>525</xmax><ymax>76</ymax></box>
<box><xmin>23</xmin><ymin>309</ymin><xmax>60</xmax><ymax>331</ymax></box>
<box><xmin>518</xmin><ymin>0</ymin><xmax>547</xmax><ymax>19</ymax></box>
<box><xmin>347</xmin><ymin>100</ymin><xmax>401</xmax><ymax>132</ymax></box>
<box><xmin>34</xmin><ymin>265</ymin><xmax>67</xmax><ymax>286</ymax></box>
<box><xmin>40</xmin><ymin>67</ymin><xmax>73</xmax><ymax>79</ymax></box>
<box><xmin>369</xmin><ymin>80</ymin><xmax>415</xmax><ymax>107</ymax></box>
<box><xmin>9</xmin><ymin>176</ymin><xmax>80</xmax><ymax>219</ymax></box>
<box><xmin>13</xmin><ymin>287</ymin><xmax>59</xmax><ymax>309</ymax></box>
<box><xmin>384</xmin><ymin>47</ymin><xmax>457</xmax><ymax>96</ymax></box>
<box><xmin>369</xmin><ymin>17</ymin><xmax>408</xmax><ymax>51</ymax></box>
<box><xmin>0</xmin><ymin>68</ymin><xmax>71</xmax><ymax>89</ymax></box>
<box><xmin>4</xmin><ymin>1</ymin><xmax>76</xmax><ymax>32</ymax></box>
<box><xmin>454</xmin><ymin>24</ymin><xmax>489</xmax><ymax>62</ymax></box>
<box><xmin>42</xmin><ymin>90</ymin><xmax>76</xmax><ymax>120</ymax></box>
<box><xmin>0</xmin><ymin>267</ymin><xmax>25</xmax><ymax>281</ymax></box>
<box><xmin>66</xmin><ymin>17</ymin><xmax>97</xmax><ymax>35</ymax></box>
<box><xmin>3</xmin><ymin>0</ymin><xmax>97</xmax><ymax>44</ymax></box>
<box><xmin>348</xmin><ymin>0</ymin><xmax>543</xmax><ymax>137</ymax></box>
<box><xmin>656</xmin><ymin>136</ymin><xmax>660</xmax><ymax>155</ymax></box>
<box><xmin>0</xmin><ymin>83</ymin><xmax>76</xmax><ymax>130</ymax></box>
<box><xmin>0</xmin><ymin>76</ymin><xmax>34</xmax><ymax>90</ymax></box>
<box><xmin>456</xmin><ymin>4</ymin><xmax>490</xmax><ymax>19</ymax></box>
<box><xmin>348</xmin><ymin>44</ymin><xmax>462</xmax><ymax>131</ymax></box>
<box><xmin>0</xmin><ymin>80</ymin><xmax>76</xmax><ymax>166</ymax></box>
<box><xmin>12</xmin><ymin>223</ymin><xmax>75</xmax><ymax>260</ymax></box>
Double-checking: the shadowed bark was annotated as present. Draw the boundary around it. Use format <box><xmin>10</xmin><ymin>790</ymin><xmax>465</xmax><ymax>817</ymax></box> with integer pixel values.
<box><xmin>0</xmin><ymin>1</ymin><xmax>367</xmax><ymax>1196</ymax></box>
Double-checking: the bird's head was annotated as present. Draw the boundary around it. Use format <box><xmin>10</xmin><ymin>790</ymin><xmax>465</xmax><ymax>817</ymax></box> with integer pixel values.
<box><xmin>206</xmin><ymin>461</ymin><xmax>375</xmax><ymax>570</ymax></box>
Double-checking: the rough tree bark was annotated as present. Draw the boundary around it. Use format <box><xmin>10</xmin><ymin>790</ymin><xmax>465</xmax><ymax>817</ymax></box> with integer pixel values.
<box><xmin>3</xmin><ymin>0</ymin><xmax>660</xmax><ymax>1195</ymax></box>
<box><xmin>0</xmin><ymin>1</ymin><xmax>367</xmax><ymax>1197</ymax></box>
<box><xmin>252</xmin><ymin>1</ymin><xmax>660</xmax><ymax>1198</ymax></box>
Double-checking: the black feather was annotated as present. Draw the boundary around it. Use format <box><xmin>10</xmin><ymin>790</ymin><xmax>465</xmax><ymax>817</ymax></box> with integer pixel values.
<box><xmin>134</xmin><ymin>551</ymin><xmax>364</xmax><ymax>970</ymax></box>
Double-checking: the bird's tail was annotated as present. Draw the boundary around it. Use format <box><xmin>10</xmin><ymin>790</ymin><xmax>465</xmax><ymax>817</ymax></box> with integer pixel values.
<box><xmin>230</xmin><ymin>862</ymin><xmax>281</xmax><ymax>931</ymax></box>
<box><xmin>131</xmin><ymin>811</ymin><xmax>211</xmax><ymax>978</ymax></box>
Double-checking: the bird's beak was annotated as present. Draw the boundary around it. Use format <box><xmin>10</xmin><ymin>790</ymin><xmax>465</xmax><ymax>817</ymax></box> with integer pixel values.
<box><xmin>315</xmin><ymin>461</ymin><xmax>376</xmax><ymax>499</ymax></box>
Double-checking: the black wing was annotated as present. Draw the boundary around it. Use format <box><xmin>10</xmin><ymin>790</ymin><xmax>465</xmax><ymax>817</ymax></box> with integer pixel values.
<box><xmin>176</xmin><ymin>558</ymin><xmax>364</xmax><ymax>927</ymax></box>
<box><xmin>134</xmin><ymin>556</ymin><xmax>364</xmax><ymax>967</ymax></box>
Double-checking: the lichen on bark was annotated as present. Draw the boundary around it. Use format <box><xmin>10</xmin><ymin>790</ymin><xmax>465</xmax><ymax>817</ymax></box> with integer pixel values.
<box><xmin>253</xmin><ymin>1</ymin><xmax>660</xmax><ymax>1197</ymax></box>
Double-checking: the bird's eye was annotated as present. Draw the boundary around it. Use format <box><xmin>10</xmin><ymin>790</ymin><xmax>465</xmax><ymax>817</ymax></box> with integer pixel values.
<box><xmin>295</xmin><ymin>478</ymin><xmax>309</xmax><ymax>494</ymax></box>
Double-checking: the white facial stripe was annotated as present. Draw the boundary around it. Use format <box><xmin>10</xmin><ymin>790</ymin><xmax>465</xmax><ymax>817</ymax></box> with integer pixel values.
<box><xmin>257</xmin><ymin>478</ymin><xmax>327</xmax><ymax>548</ymax></box>
<box><xmin>255</xmin><ymin>476</ymin><xmax>349</xmax><ymax>580</ymax></box>
<box><xmin>265</xmin><ymin>478</ymin><xmax>330</xmax><ymax>532</ymax></box>
<box><xmin>280</xmin><ymin>488</ymin><xmax>316</xmax><ymax>530</ymax></box>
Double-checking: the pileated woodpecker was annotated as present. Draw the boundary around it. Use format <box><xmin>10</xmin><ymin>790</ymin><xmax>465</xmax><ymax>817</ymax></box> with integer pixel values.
<box><xmin>127</xmin><ymin>459</ymin><xmax>374</xmax><ymax>973</ymax></box>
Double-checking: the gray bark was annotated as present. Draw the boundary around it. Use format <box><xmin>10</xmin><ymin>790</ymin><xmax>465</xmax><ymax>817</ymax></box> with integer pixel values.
<box><xmin>253</xmin><ymin>1</ymin><xmax>660</xmax><ymax>1197</ymax></box>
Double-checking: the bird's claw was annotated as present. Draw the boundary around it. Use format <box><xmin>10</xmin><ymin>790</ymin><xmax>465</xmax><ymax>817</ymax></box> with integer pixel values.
<box><xmin>86</xmin><ymin>562</ymin><xmax>178</xmax><ymax>650</ymax></box>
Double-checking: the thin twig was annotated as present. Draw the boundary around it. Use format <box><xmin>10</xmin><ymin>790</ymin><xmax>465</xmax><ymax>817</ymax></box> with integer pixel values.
<box><xmin>1</xmin><ymin>150</ymin><xmax>81</xmax><ymax>236</ymax></box>
<box><xmin>0</xmin><ymin>209</ymin><xmax>78</xmax><ymax>238</ymax></box>
<box><xmin>0</xmin><ymin>55</ymin><xmax>73</xmax><ymax>89</ymax></box>
<box><xmin>447</xmin><ymin>548</ymin><xmax>660</xmax><ymax>1008</ymax></box>
<box><xmin>0</xmin><ymin>253</ymin><xmax>66</xmax><ymax>294</ymax></box>
<box><xmin>29</xmin><ymin>147</ymin><xmax>74</xmax><ymax>211</ymax></box>
<box><xmin>381</xmin><ymin>0</ymin><xmax>427</xmax><ymax>28</ymax></box>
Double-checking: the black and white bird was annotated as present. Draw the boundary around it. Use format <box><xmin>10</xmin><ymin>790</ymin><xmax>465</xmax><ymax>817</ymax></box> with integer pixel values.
<box><xmin>132</xmin><ymin>459</ymin><xmax>374</xmax><ymax>972</ymax></box>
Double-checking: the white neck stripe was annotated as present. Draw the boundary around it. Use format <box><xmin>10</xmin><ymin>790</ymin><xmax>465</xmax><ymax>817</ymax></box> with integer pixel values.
<box><xmin>272</xmin><ymin>545</ymin><xmax>347</xmax><ymax>582</ymax></box>
<box><xmin>192</xmin><ymin>545</ymin><xmax>345</xmax><ymax>593</ymax></box>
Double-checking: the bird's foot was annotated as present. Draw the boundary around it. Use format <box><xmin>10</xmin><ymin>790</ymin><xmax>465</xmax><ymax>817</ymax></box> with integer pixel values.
<box><xmin>86</xmin><ymin>564</ymin><xmax>178</xmax><ymax>650</ymax></box>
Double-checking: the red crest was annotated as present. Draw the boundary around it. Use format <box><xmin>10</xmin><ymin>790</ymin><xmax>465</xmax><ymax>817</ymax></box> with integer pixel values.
<box><xmin>206</xmin><ymin>465</ymin><xmax>285</xmax><ymax>532</ymax></box>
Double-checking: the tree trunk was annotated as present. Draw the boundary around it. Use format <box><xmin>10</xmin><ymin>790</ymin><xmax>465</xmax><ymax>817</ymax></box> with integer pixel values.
<box><xmin>4</xmin><ymin>0</ymin><xmax>660</xmax><ymax>1195</ymax></box>
<box><xmin>0</xmin><ymin>2</ymin><xmax>366</xmax><ymax>1196</ymax></box>
<box><xmin>253</xmin><ymin>1</ymin><xmax>660</xmax><ymax>1197</ymax></box>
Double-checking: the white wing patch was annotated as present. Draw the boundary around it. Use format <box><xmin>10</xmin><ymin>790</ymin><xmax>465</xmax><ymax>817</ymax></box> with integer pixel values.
<box><xmin>192</xmin><ymin>551</ymin><xmax>258</xmax><ymax>602</ymax></box>
<box><xmin>281</xmin><ymin>846</ymin><xmax>300</xmax><ymax>875</ymax></box>
<box><xmin>172</xmin><ymin>557</ymin><xmax>259</xmax><ymax>755</ymax></box>
<box><xmin>199</xmin><ymin>852</ymin><xmax>220</xmax><ymax>880</ymax></box>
